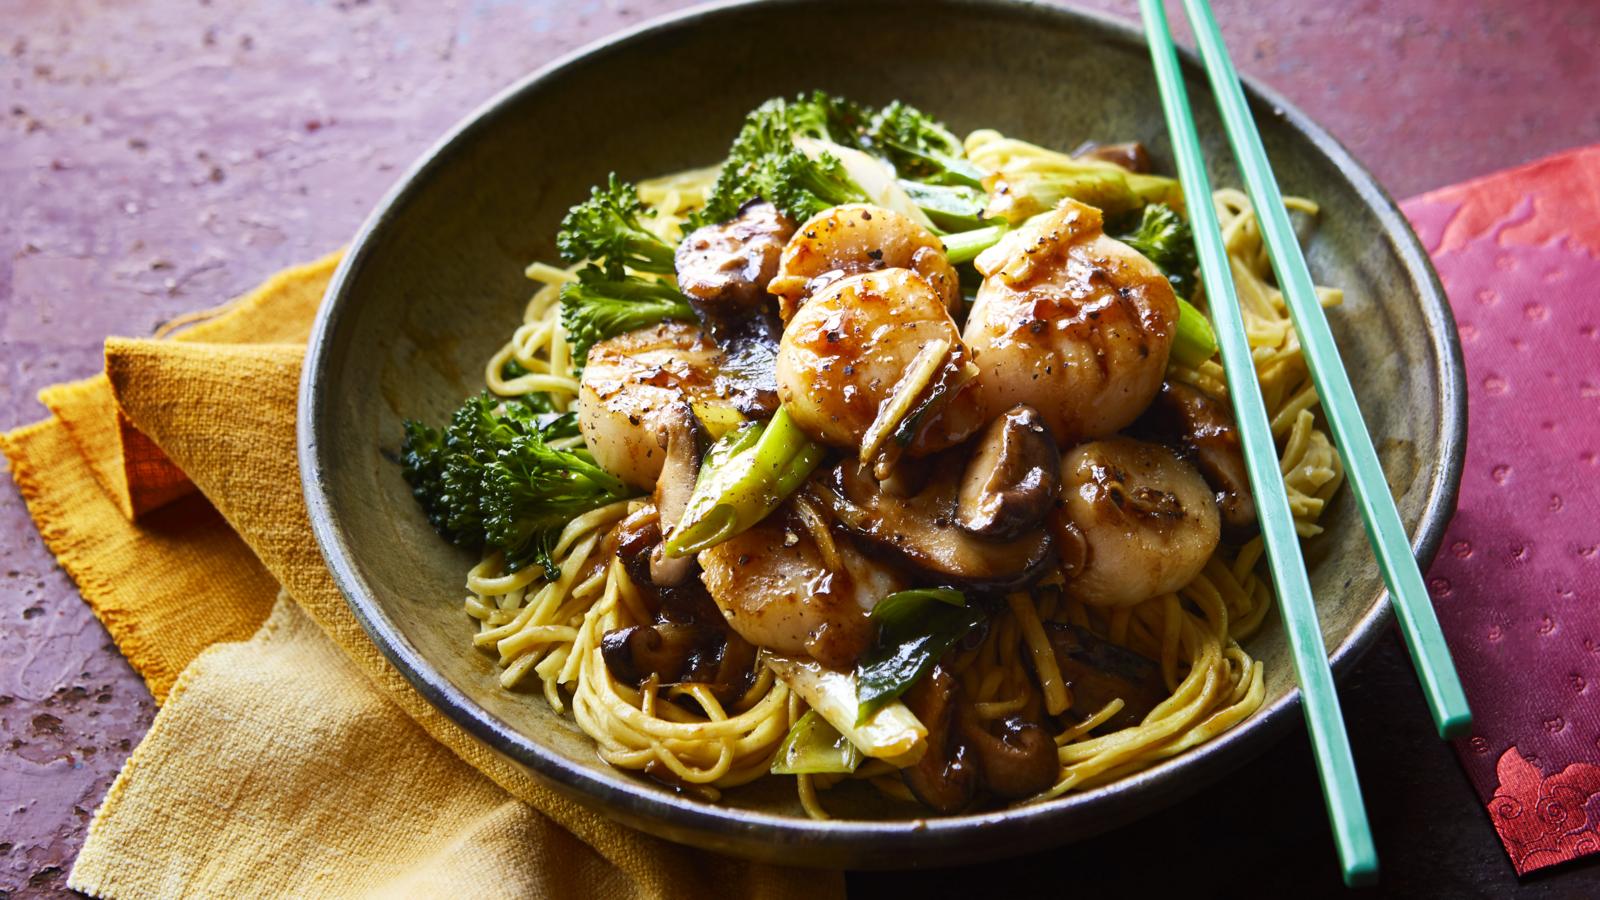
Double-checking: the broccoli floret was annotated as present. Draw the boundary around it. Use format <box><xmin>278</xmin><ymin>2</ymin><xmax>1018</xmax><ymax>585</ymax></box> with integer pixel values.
<box><xmin>400</xmin><ymin>394</ymin><xmax>530</xmax><ymax>546</ymax></box>
<box><xmin>399</xmin><ymin>393</ymin><xmax>635</xmax><ymax>579</ymax></box>
<box><xmin>863</xmin><ymin>101</ymin><xmax>984</xmax><ymax>188</ymax></box>
<box><xmin>435</xmin><ymin>394</ymin><xmax>531</xmax><ymax>541</ymax></box>
<box><xmin>1118</xmin><ymin>203</ymin><xmax>1198</xmax><ymax>299</ymax></box>
<box><xmin>770</xmin><ymin>150</ymin><xmax>872</xmax><ymax>222</ymax></box>
<box><xmin>480</xmin><ymin>431</ymin><xmax>631</xmax><ymax>575</ymax></box>
<box><xmin>697</xmin><ymin>92</ymin><xmax>873</xmax><ymax>225</ymax></box>
<box><xmin>746</xmin><ymin>91</ymin><xmax>869</xmax><ymax>150</ymax></box>
<box><xmin>559</xmin><ymin>266</ymin><xmax>696</xmax><ymax>367</ymax></box>
<box><xmin>556</xmin><ymin>174</ymin><xmax>677</xmax><ymax>274</ymax></box>
<box><xmin>696</xmin><ymin>93</ymin><xmax>994</xmax><ymax>228</ymax></box>
<box><xmin>400</xmin><ymin>419</ymin><xmax>453</xmax><ymax>537</ymax></box>
<box><xmin>779</xmin><ymin>90</ymin><xmax>871</xmax><ymax>147</ymax></box>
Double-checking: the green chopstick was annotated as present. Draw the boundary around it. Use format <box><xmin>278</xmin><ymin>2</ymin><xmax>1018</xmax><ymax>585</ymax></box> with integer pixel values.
<box><xmin>1137</xmin><ymin>0</ymin><xmax>1377</xmax><ymax>886</ymax></box>
<box><xmin>1176</xmin><ymin>0</ymin><xmax>1472</xmax><ymax>742</ymax></box>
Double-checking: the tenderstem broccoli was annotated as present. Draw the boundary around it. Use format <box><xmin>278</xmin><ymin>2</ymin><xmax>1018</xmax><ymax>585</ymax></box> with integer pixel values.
<box><xmin>1118</xmin><ymin>202</ymin><xmax>1200</xmax><ymax>300</ymax></box>
<box><xmin>556</xmin><ymin>174</ymin><xmax>677</xmax><ymax>274</ymax></box>
<box><xmin>863</xmin><ymin>100</ymin><xmax>984</xmax><ymax>189</ymax></box>
<box><xmin>400</xmin><ymin>393</ymin><xmax>634</xmax><ymax>578</ymax></box>
<box><xmin>695</xmin><ymin>92</ymin><xmax>871</xmax><ymax>226</ymax></box>
<box><xmin>770</xmin><ymin>150</ymin><xmax>872</xmax><ymax>222</ymax></box>
<box><xmin>559</xmin><ymin>266</ymin><xmax>696</xmax><ymax>368</ymax></box>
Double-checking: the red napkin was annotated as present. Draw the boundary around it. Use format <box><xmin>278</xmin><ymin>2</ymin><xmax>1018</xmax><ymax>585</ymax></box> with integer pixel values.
<box><xmin>1402</xmin><ymin>145</ymin><xmax>1600</xmax><ymax>876</ymax></box>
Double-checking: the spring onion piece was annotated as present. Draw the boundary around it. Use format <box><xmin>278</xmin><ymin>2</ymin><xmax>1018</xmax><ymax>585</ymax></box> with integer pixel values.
<box><xmin>897</xmin><ymin>180</ymin><xmax>992</xmax><ymax>234</ymax></box>
<box><xmin>940</xmin><ymin>210</ymin><xmax>1066</xmax><ymax>267</ymax></box>
<box><xmin>770</xmin><ymin>710</ymin><xmax>864</xmax><ymax>776</ymax></box>
<box><xmin>855</xmin><ymin>589</ymin><xmax>984</xmax><ymax>724</ymax></box>
<box><xmin>941</xmin><ymin>221</ymin><xmax>1010</xmax><ymax>266</ymax></box>
<box><xmin>859</xmin><ymin>338</ymin><xmax>949</xmax><ymax>469</ymax></box>
<box><xmin>869</xmin><ymin>587</ymin><xmax>966</xmax><ymax>622</ymax></box>
<box><xmin>662</xmin><ymin>408</ymin><xmax>825</xmax><ymax>558</ymax></box>
<box><xmin>965</xmin><ymin>130</ymin><xmax>1184</xmax><ymax>223</ymax></box>
<box><xmin>765</xmin><ymin>654</ymin><xmax>927</xmax><ymax>766</ymax></box>
<box><xmin>1171</xmin><ymin>297</ymin><xmax>1220</xmax><ymax>368</ymax></box>
<box><xmin>690</xmin><ymin>402</ymin><xmax>746</xmax><ymax>440</ymax></box>
<box><xmin>891</xmin><ymin>356</ymin><xmax>979</xmax><ymax>450</ymax></box>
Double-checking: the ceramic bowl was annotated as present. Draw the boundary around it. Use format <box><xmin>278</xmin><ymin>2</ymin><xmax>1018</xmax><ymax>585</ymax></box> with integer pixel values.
<box><xmin>300</xmin><ymin>0</ymin><xmax>1465</xmax><ymax>868</ymax></box>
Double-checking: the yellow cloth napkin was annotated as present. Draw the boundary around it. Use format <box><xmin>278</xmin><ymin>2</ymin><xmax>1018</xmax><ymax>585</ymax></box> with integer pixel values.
<box><xmin>0</xmin><ymin>254</ymin><xmax>838</xmax><ymax>899</ymax></box>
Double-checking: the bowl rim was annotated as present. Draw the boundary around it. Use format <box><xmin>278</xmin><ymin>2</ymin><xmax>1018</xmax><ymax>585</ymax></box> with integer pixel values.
<box><xmin>298</xmin><ymin>0</ymin><xmax>1466</xmax><ymax>866</ymax></box>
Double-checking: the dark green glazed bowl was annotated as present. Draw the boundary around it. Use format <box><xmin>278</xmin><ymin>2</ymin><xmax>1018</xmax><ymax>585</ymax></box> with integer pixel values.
<box><xmin>300</xmin><ymin>0</ymin><xmax>1465</xmax><ymax>869</ymax></box>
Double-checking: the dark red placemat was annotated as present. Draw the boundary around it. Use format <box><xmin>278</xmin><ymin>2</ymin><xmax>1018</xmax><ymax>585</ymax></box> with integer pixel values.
<box><xmin>1402</xmin><ymin>145</ymin><xmax>1600</xmax><ymax>876</ymax></box>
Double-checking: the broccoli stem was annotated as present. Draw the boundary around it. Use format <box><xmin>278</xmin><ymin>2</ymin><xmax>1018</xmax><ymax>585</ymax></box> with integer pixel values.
<box><xmin>1171</xmin><ymin>298</ymin><xmax>1220</xmax><ymax>368</ymax></box>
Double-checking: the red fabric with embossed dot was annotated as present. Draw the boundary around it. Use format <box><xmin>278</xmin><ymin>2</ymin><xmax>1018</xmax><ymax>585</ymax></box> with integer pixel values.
<box><xmin>1403</xmin><ymin>145</ymin><xmax>1600</xmax><ymax>876</ymax></box>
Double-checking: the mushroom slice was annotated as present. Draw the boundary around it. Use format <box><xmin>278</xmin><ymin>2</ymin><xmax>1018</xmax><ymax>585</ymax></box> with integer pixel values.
<box><xmin>898</xmin><ymin>665</ymin><xmax>978</xmax><ymax>813</ymax></box>
<box><xmin>1071</xmin><ymin>140</ymin><xmax>1152</xmax><ymax>174</ymax></box>
<box><xmin>673</xmin><ymin>201</ymin><xmax>791</xmax><ymax>419</ymax></box>
<box><xmin>1044</xmin><ymin>623</ymin><xmax>1167</xmax><ymax>732</ymax></box>
<box><xmin>956</xmin><ymin>405</ymin><xmax>1060</xmax><ymax>539</ymax></box>
<box><xmin>1138</xmin><ymin>380</ymin><xmax>1258</xmax><ymax>539</ymax></box>
<box><xmin>599</xmin><ymin>622</ymin><xmax>757</xmax><ymax>705</ymax></box>
<box><xmin>649</xmin><ymin>404</ymin><xmax>704</xmax><ymax>587</ymax></box>
<box><xmin>811</xmin><ymin>456</ymin><xmax>1055</xmax><ymax>590</ymax></box>
<box><xmin>955</xmin><ymin>707</ymin><xmax>1058</xmax><ymax>800</ymax></box>
<box><xmin>673</xmin><ymin>199</ymin><xmax>795</xmax><ymax>317</ymax></box>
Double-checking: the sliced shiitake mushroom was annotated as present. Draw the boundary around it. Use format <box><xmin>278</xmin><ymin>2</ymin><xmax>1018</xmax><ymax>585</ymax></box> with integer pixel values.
<box><xmin>898</xmin><ymin>665</ymin><xmax>978</xmax><ymax>813</ymax></box>
<box><xmin>707</xmin><ymin>312</ymin><xmax>783</xmax><ymax>419</ymax></box>
<box><xmin>809</xmin><ymin>454</ymin><xmax>1055</xmax><ymax>590</ymax></box>
<box><xmin>606</xmin><ymin>511</ymin><xmax>759</xmax><ymax>704</ymax></box>
<box><xmin>956</xmin><ymin>405</ymin><xmax>1059</xmax><ymax>540</ymax></box>
<box><xmin>615</xmin><ymin>509</ymin><xmax>722</xmax><ymax>625</ymax></box>
<box><xmin>672</xmin><ymin>200</ymin><xmax>794</xmax><ymax>418</ymax></box>
<box><xmin>599</xmin><ymin>621</ymin><xmax>757</xmax><ymax>705</ymax></box>
<box><xmin>1045</xmin><ymin>623</ymin><xmax>1167</xmax><ymax>732</ymax></box>
<box><xmin>955</xmin><ymin>707</ymin><xmax>1058</xmax><ymax>800</ymax></box>
<box><xmin>1071</xmin><ymin>140</ymin><xmax>1152</xmax><ymax>174</ymax></box>
<box><xmin>673</xmin><ymin>199</ymin><xmax>795</xmax><ymax>317</ymax></box>
<box><xmin>649</xmin><ymin>405</ymin><xmax>704</xmax><ymax>588</ymax></box>
<box><xmin>1137</xmin><ymin>380</ymin><xmax>1258</xmax><ymax>539</ymax></box>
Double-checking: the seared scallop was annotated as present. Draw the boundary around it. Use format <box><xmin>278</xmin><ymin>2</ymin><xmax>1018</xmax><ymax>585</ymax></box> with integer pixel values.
<box><xmin>577</xmin><ymin>321</ymin><xmax>738</xmax><ymax>490</ymax></box>
<box><xmin>698</xmin><ymin>508</ymin><xmax>904</xmax><ymax>669</ymax></box>
<box><xmin>963</xmin><ymin>199</ymin><xmax>1178</xmax><ymax>446</ymax></box>
<box><xmin>1059</xmin><ymin>437</ymin><xmax>1220</xmax><ymax>607</ymax></box>
<box><xmin>776</xmin><ymin>268</ymin><xmax>981</xmax><ymax>463</ymax></box>
<box><xmin>768</xmin><ymin>203</ymin><xmax>960</xmax><ymax>320</ymax></box>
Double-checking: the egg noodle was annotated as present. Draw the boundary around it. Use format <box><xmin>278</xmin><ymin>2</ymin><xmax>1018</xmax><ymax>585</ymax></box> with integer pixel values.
<box><xmin>459</xmin><ymin>161</ymin><xmax>1343</xmax><ymax>816</ymax></box>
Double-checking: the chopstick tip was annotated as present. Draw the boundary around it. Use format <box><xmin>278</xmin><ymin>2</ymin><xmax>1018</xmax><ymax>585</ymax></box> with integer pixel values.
<box><xmin>1342</xmin><ymin>857</ymin><xmax>1380</xmax><ymax>889</ymax></box>
<box><xmin>1436</xmin><ymin>709</ymin><xmax>1473</xmax><ymax>741</ymax></box>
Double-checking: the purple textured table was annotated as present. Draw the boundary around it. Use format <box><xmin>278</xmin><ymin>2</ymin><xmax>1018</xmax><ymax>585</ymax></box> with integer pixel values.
<box><xmin>2</xmin><ymin>1</ymin><xmax>1598</xmax><ymax>896</ymax></box>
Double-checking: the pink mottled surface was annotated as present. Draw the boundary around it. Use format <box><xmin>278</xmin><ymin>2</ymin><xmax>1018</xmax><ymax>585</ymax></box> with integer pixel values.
<box><xmin>1403</xmin><ymin>153</ymin><xmax>1600</xmax><ymax>876</ymax></box>
<box><xmin>2</xmin><ymin>1</ymin><xmax>1599</xmax><ymax>897</ymax></box>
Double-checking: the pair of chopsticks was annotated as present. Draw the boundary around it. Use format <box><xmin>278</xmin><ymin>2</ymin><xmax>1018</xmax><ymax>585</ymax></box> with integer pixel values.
<box><xmin>1138</xmin><ymin>0</ymin><xmax>1472</xmax><ymax>886</ymax></box>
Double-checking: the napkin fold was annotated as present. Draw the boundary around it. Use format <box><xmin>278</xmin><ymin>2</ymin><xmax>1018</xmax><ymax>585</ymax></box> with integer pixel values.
<box><xmin>0</xmin><ymin>255</ymin><xmax>831</xmax><ymax>899</ymax></box>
